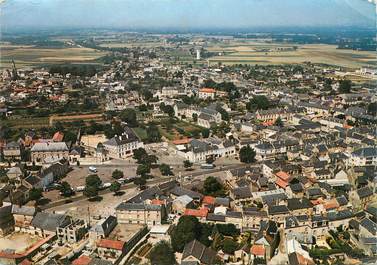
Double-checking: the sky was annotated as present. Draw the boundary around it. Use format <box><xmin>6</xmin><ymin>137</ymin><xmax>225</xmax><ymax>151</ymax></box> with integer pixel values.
<box><xmin>0</xmin><ymin>0</ymin><xmax>375</xmax><ymax>31</ymax></box>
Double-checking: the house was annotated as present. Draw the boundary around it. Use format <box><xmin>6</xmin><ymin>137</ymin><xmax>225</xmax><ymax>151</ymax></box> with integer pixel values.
<box><xmin>2</xmin><ymin>141</ymin><xmax>22</xmax><ymax>160</ymax></box>
<box><xmin>89</xmin><ymin>215</ymin><xmax>117</xmax><ymax>244</ymax></box>
<box><xmin>97</xmin><ymin>239</ymin><xmax>125</xmax><ymax>263</ymax></box>
<box><xmin>115</xmin><ymin>202</ymin><xmax>165</xmax><ymax>226</ymax></box>
<box><xmin>181</xmin><ymin>239</ymin><xmax>217</xmax><ymax>265</ymax></box>
<box><xmin>0</xmin><ymin>205</ymin><xmax>14</xmax><ymax>236</ymax></box>
<box><xmin>176</xmin><ymin>138</ymin><xmax>236</xmax><ymax>163</ymax></box>
<box><xmin>57</xmin><ymin>218</ymin><xmax>88</xmax><ymax>244</ymax></box>
<box><xmin>102</xmin><ymin>127</ymin><xmax>143</xmax><ymax>159</ymax></box>
<box><xmin>349</xmin><ymin>147</ymin><xmax>377</xmax><ymax>166</ymax></box>
<box><xmin>6</xmin><ymin>166</ymin><xmax>23</xmax><ymax>181</ymax></box>
<box><xmin>12</xmin><ymin>205</ymin><xmax>36</xmax><ymax>232</ymax></box>
<box><xmin>184</xmin><ymin>208</ymin><xmax>209</xmax><ymax>221</ymax></box>
<box><xmin>30</xmin><ymin>142</ymin><xmax>69</xmax><ymax>164</ymax></box>
<box><xmin>172</xmin><ymin>195</ymin><xmax>194</xmax><ymax>214</ymax></box>
<box><xmin>254</xmin><ymin>221</ymin><xmax>279</xmax><ymax>261</ymax></box>
<box><xmin>30</xmin><ymin>212</ymin><xmax>71</xmax><ymax>237</ymax></box>
<box><xmin>198</xmin><ymin>88</ymin><xmax>216</xmax><ymax>100</ymax></box>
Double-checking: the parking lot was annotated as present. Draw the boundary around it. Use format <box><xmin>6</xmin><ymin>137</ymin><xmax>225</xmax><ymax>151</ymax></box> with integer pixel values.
<box><xmin>47</xmin><ymin>187</ymin><xmax>139</xmax><ymax>225</ymax></box>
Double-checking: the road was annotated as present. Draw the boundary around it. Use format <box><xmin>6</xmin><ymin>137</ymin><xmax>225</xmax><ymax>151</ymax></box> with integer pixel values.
<box><xmin>42</xmin><ymin>163</ymin><xmax>251</xmax><ymax>210</ymax></box>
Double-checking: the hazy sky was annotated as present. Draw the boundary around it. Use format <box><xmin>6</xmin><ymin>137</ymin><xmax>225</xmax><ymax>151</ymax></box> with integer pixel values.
<box><xmin>0</xmin><ymin>0</ymin><xmax>375</xmax><ymax>30</ymax></box>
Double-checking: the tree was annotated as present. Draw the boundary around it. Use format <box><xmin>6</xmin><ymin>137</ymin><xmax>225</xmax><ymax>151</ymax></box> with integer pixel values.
<box><xmin>149</xmin><ymin>241</ymin><xmax>176</xmax><ymax>265</ymax></box>
<box><xmin>367</xmin><ymin>102</ymin><xmax>377</xmax><ymax>115</ymax></box>
<box><xmin>85</xmin><ymin>174</ymin><xmax>102</xmax><ymax>188</ymax></box>
<box><xmin>239</xmin><ymin>145</ymin><xmax>256</xmax><ymax>163</ymax></box>
<box><xmin>246</xmin><ymin>95</ymin><xmax>271</xmax><ymax>111</ymax></box>
<box><xmin>133</xmin><ymin>148</ymin><xmax>148</xmax><ymax>163</ymax></box>
<box><xmin>192</xmin><ymin>113</ymin><xmax>198</xmax><ymax>122</ymax></box>
<box><xmin>183</xmin><ymin>160</ymin><xmax>193</xmax><ymax>170</ymax></box>
<box><xmin>161</xmin><ymin>104</ymin><xmax>175</xmax><ymax>117</ymax></box>
<box><xmin>59</xmin><ymin>181</ymin><xmax>74</xmax><ymax>197</ymax></box>
<box><xmin>110</xmin><ymin>181</ymin><xmax>121</xmax><ymax>194</ymax></box>
<box><xmin>84</xmin><ymin>184</ymin><xmax>98</xmax><ymax>198</ymax></box>
<box><xmin>216</xmin><ymin>106</ymin><xmax>229</xmax><ymax>121</ymax></box>
<box><xmin>136</xmin><ymin>164</ymin><xmax>150</xmax><ymax>176</ymax></box>
<box><xmin>222</xmin><ymin>238</ymin><xmax>239</xmax><ymax>254</ymax></box>
<box><xmin>112</xmin><ymin>170</ymin><xmax>124</xmax><ymax>179</ymax></box>
<box><xmin>206</xmin><ymin>156</ymin><xmax>214</xmax><ymax>164</ymax></box>
<box><xmin>338</xmin><ymin>79</ymin><xmax>352</xmax><ymax>94</ymax></box>
<box><xmin>84</xmin><ymin>174</ymin><xmax>102</xmax><ymax>198</ymax></box>
<box><xmin>203</xmin><ymin>176</ymin><xmax>226</xmax><ymax>197</ymax></box>
<box><xmin>146</xmin><ymin>123</ymin><xmax>161</xmax><ymax>143</ymax></box>
<box><xmin>119</xmin><ymin>109</ymin><xmax>138</xmax><ymax>127</ymax></box>
<box><xmin>171</xmin><ymin>216</ymin><xmax>201</xmax><ymax>252</ymax></box>
<box><xmin>134</xmin><ymin>177</ymin><xmax>146</xmax><ymax>187</ymax></box>
<box><xmin>274</xmin><ymin>117</ymin><xmax>283</xmax><ymax>127</ymax></box>
<box><xmin>159</xmin><ymin>164</ymin><xmax>173</xmax><ymax>176</ymax></box>
<box><xmin>201</xmin><ymin>128</ymin><xmax>210</xmax><ymax>138</ymax></box>
<box><xmin>29</xmin><ymin>188</ymin><xmax>43</xmax><ymax>202</ymax></box>
<box><xmin>216</xmin><ymin>224</ymin><xmax>240</xmax><ymax>236</ymax></box>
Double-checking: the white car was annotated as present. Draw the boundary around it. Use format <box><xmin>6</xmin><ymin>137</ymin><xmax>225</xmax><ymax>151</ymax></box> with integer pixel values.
<box><xmin>75</xmin><ymin>186</ymin><xmax>85</xmax><ymax>192</ymax></box>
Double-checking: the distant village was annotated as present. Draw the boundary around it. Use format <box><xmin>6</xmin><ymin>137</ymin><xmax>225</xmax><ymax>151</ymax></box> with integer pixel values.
<box><xmin>0</xmin><ymin>37</ymin><xmax>376</xmax><ymax>265</ymax></box>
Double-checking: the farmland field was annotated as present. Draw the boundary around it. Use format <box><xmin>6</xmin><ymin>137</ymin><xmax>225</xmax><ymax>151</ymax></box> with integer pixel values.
<box><xmin>206</xmin><ymin>41</ymin><xmax>377</xmax><ymax>69</ymax></box>
<box><xmin>0</xmin><ymin>45</ymin><xmax>107</xmax><ymax>68</ymax></box>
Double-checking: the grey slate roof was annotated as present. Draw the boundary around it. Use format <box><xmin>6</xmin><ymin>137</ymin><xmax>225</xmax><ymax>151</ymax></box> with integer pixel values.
<box><xmin>11</xmin><ymin>205</ymin><xmax>36</xmax><ymax>216</ymax></box>
<box><xmin>357</xmin><ymin>186</ymin><xmax>373</xmax><ymax>199</ymax></box>
<box><xmin>360</xmin><ymin>218</ymin><xmax>377</xmax><ymax>236</ymax></box>
<box><xmin>31</xmin><ymin>212</ymin><xmax>70</xmax><ymax>232</ymax></box>
<box><xmin>115</xmin><ymin>202</ymin><xmax>162</xmax><ymax>211</ymax></box>
<box><xmin>182</xmin><ymin>240</ymin><xmax>217</xmax><ymax>265</ymax></box>
<box><xmin>31</xmin><ymin>142</ymin><xmax>68</xmax><ymax>152</ymax></box>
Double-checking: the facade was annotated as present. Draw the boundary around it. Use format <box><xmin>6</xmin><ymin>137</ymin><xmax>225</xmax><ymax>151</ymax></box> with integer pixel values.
<box><xmin>30</xmin><ymin>142</ymin><xmax>69</xmax><ymax>164</ymax></box>
<box><xmin>3</xmin><ymin>141</ymin><xmax>22</xmax><ymax>160</ymax></box>
<box><xmin>115</xmin><ymin>202</ymin><xmax>165</xmax><ymax>226</ymax></box>
<box><xmin>102</xmin><ymin>127</ymin><xmax>143</xmax><ymax>159</ymax></box>
<box><xmin>57</xmin><ymin>219</ymin><xmax>88</xmax><ymax>244</ymax></box>
<box><xmin>198</xmin><ymin>88</ymin><xmax>216</xmax><ymax>99</ymax></box>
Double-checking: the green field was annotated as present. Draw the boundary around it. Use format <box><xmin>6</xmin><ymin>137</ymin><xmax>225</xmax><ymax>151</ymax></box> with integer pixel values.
<box><xmin>3</xmin><ymin>117</ymin><xmax>50</xmax><ymax>128</ymax></box>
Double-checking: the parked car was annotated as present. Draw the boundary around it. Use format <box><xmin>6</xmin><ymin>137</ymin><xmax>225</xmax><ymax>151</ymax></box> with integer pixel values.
<box><xmin>75</xmin><ymin>186</ymin><xmax>85</xmax><ymax>192</ymax></box>
<box><xmin>88</xmin><ymin>166</ymin><xmax>97</xmax><ymax>173</ymax></box>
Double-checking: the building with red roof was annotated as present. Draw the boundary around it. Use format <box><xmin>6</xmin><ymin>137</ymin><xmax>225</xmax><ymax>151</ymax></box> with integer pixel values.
<box><xmin>97</xmin><ymin>239</ymin><xmax>125</xmax><ymax>263</ymax></box>
<box><xmin>72</xmin><ymin>255</ymin><xmax>92</xmax><ymax>265</ymax></box>
<box><xmin>52</xmin><ymin>131</ymin><xmax>64</xmax><ymax>142</ymax></box>
<box><xmin>275</xmin><ymin>171</ymin><xmax>291</xmax><ymax>182</ymax></box>
<box><xmin>250</xmin><ymin>244</ymin><xmax>265</xmax><ymax>257</ymax></box>
<box><xmin>202</xmin><ymin>196</ymin><xmax>216</xmax><ymax>205</ymax></box>
<box><xmin>184</xmin><ymin>208</ymin><xmax>209</xmax><ymax>219</ymax></box>
<box><xmin>198</xmin><ymin>88</ymin><xmax>216</xmax><ymax>99</ymax></box>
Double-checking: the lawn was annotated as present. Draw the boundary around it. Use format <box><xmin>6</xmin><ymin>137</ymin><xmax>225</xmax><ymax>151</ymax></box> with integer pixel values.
<box><xmin>132</xmin><ymin>127</ymin><xmax>148</xmax><ymax>141</ymax></box>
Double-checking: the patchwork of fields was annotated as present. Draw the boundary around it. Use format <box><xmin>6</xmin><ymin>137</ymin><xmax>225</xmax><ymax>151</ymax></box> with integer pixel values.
<box><xmin>206</xmin><ymin>42</ymin><xmax>376</xmax><ymax>69</ymax></box>
<box><xmin>0</xmin><ymin>44</ymin><xmax>106</xmax><ymax>68</ymax></box>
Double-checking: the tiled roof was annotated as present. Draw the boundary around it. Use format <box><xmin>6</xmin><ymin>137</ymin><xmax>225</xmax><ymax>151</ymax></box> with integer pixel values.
<box><xmin>184</xmin><ymin>208</ymin><xmax>208</xmax><ymax>218</ymax></box>
<box><xmin>97</xmin><ymin>239</ymin><xmax>125</xmax><ymax>250</ymax></box>
<box><xmin>72</xmin><ymin>256</ymin><xmax>92</xmax><ymax>265</ymax></box>
<box><xmin>250</xmin><ymin>244</ymin><xmax>265</xmax><ymax>256</ymax></box>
